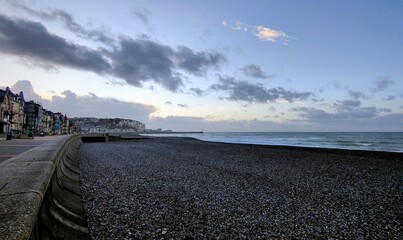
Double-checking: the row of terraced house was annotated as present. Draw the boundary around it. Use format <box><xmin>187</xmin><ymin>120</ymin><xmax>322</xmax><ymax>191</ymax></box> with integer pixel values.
<box><xmin>0</xmin><ymin>87</ymin><xmax>71</xmax><ymax>137</ymax></box>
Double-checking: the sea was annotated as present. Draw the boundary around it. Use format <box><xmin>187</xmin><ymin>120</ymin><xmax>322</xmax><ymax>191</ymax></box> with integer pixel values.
<box><xmin>142</xmin><ymin>132</ymin><xmax>403</xmax><ymax>153</ymax></box>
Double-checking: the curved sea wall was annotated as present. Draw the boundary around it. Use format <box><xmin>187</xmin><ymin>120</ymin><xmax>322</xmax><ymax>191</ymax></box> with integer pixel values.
<box><xmin>0</xmin><ymin>134</ymin><xmax>98</xmax><ymax>240</ymax></box>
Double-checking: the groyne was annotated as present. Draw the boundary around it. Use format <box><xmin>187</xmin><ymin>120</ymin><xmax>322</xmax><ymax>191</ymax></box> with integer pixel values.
<box><xmin>0</xmin><ymin>134</ymin><xmax>109</xmax><ymax>239</ymax></box>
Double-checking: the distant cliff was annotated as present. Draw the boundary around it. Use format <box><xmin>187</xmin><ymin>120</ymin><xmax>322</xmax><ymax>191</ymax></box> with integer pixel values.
<box><xmin>70</xmin><ymin>117</ymin><xmax>145</xmax><ymax>133</ymax></box>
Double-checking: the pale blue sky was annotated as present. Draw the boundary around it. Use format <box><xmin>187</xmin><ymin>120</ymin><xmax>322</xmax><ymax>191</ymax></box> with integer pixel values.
<box><xmin>0</xmin><ymin>0</ymin><xmax>402</xmax><ymax>131</ymax></box>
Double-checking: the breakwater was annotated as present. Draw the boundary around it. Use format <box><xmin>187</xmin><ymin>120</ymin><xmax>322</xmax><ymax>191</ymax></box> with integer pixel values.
<box><xmin>0</xmin><ymin>134</ymin><xmax>111</xmax><ymax>240</ymax></box>
<box><xmin>0</xmin><ymin>134</ymin><xmax>144</xmax><ymax>240</ymax></box>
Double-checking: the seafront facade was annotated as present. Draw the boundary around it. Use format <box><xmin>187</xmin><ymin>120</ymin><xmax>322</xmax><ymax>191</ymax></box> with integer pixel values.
<box><xmin>0</xmin><ymin>87</ymin><xmax>71</xmax><ymax>137</ymax></box>
<box><xmin>1</xmin><ymin>86</ymin><xmax>148</xmax><ymax>140</ymax></box>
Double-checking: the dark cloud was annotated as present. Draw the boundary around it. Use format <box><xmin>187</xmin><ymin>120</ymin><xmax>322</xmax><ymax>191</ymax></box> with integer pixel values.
<box><xmin>0</xmin><ymin>14</ymin><xmax>111</xmax><ymax>73</ymax></box>
<box><xmin>385</xmin><ymin>96</ymin><xmax>396</xmax><ymax>101</ymax></box>
<box><xmin>348</xmin><ymin>90</ymin><xmax>368</xmax><ymax>100</ymax></box>
<box><xmin>165</xmin><ymin>101</ymin><xmax>172</xmax><ymax>105</ymax></box>
<box><xmin>242</xmin><ymin>64</ymin><xmax>270</xmax><ymax>79</ymax></box>
<box><xmin>107</xmin><ymin>40</ymin><xmax>226</xmax><ymax>91</ymax></box>
<box><xmin>294</xmin><ymin>106</ymin><xmax>382</xmax><ymax>121</ymax></box>
<box><xmin>333</xmin><ymin>99</ymin><xmax>361</xmax><ymax>110</ymax></box>
<box><xmin>8</xmin><ymin>80</ymin><xmax>156</xmax><ymax>123</ymax></box>
<box><xmin>175</xmin><ymin>46</ymin><xmax>226</xmax><ymax>76</ymax></box>
<box><xmin>371</xmin><ymin>77</ymin><xmax>394</xmax><ymax>92</ymax></box>
<box><xmin>292</xmin><ymin>106</ymin><xmax>402</xmax><ymax>131</ymax></box>
<box><xmin>48</xmin><ymin>10</ymin><xmax>114</xmax><ymax>44</ymax></box>
<box><xmin>0</xmin><ymin>13</ymin><xmax>226</xmax><ymax>92</ymax></box>
<box><xmin>294</xmin><ymin>97</ymin><xmax>392</xmax><ymax>122</ymax></box>
<box><xmin>107</xmin><ymin>37</ymin><xmax>183</xmax><ymax>91</ymax></box>
<box><xmin>210</xmin><ymin>75</ymin><xmax>313</xmax><ymax>103</ymax></box>
<box><xmin>189</xmin><ymin>87</ymin><xmax>205</xmax><ymax>96</ymax></box>
<box><xmin>177</xmin><ymin>104</ymin><xmax>189</xmax><ymax>108</ymax></box>
<box><xmin>7</xmin><ymin>1</ymin><xmax>114</xmax><ymax>44</ymax></box>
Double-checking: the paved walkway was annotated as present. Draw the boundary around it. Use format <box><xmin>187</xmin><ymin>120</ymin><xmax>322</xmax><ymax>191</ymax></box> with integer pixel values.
<box><xmin>0</xmin><ymin>136</ymin><xmax>58</xmax><ymax>163</ymax></box>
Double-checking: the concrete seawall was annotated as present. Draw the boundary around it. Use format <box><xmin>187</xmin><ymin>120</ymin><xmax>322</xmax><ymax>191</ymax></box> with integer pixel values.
<box><xmin>0</xmin><ymin>135</ymin><xmax>90</xmax><ymax>239</ymax></box>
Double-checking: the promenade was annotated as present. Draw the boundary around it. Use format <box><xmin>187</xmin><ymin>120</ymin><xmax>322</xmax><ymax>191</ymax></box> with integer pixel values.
<box><xmin>0</xmin><ymin>134</ymin><xmax>89</xmax><ymax>240</ymax></box>
<box><xmin>0</xmin><ymin>136</ymin><xmax>56</xmax><ymax>163</ymax></box>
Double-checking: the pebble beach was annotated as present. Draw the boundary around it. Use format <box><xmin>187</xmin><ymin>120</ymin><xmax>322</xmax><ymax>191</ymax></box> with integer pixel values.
<box><xmin>79</xmin><ymin>137</ymin><xmax>402</xmax><ymax>239</ymax></box>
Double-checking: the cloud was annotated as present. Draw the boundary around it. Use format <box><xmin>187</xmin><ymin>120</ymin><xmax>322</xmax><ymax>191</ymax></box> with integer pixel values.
<box><xmin>222</xmin><ymin>20</ymin><xmax>249</xmax><ymax>31</ymax></box>
<box><xmin>210</xmin><ymin>75</ymin><xmax>313</xmax><ymax>103</ymax></box>
<box><xmin>223</xmin><ymin>20</ymin><xmax>294</xmax><ymax>44</ymax></box>
<box><xmin>107</xmin><ymin>39</ymin><xmax>226</xmax><ymax>92</ymax></box>
<box><xmin>0</xmin><ymin>14</ymin><xmax>226</xmax><ymax>92</ymax></box>
<box><xmin>165</xmin><ymin>101</ymin><xmax>172</xmax><ymax>105</ymax></box>
<box><xmin>348</xmin><ymin>90</ymin><xmax>368</xmax><ymax>100</ymax></box>
<box><xmin>292</xmin><ymin>106</ymin><xmax>402</xmax><ymax>131</ymax></box>
<box><xmin>242</xmin><ymin>64</ymin><xmax>269</xmax><ymax>79</ymax></box>
<box><xmin>177</xmin><ymin>104</ymin><xmax>189</xmax><ymax>108</ymax></box>
<box><xmin>385</xmin><ymin>96</ymin><xmax>396</xmax><ymax>101</ymax></box>
<box><xmin>255</xmin><ymin>26</ymin><xmax>294</xmax><ymax>44</ymax></box>
<box><xmin>148</xmin><ymin>116</ymin><xmax>288</xmax><ymax>132</ymax></box>
<box><xmin>333</xmin><ymin>99</ymin><xmax>361</xmax><ymax>110</ymax></box>
<box><xmin>7</xmin><ymin>80</ymin><xmax>156</xmax><ymax>123</ymax></box>
<box><xmin>7</xmin><ymin>1</ymin><xmax>114</xmax><ymax>44</ymax></box>
<box><xmin>107</xmin><ymin>41</ymin><xmax>225</xmax><ymax>91</ymax></box>
<box><xmin>132</xmin><ymin>6</ymin><xmax>151</xmax><ymax>25</ymax></box>
<box><xmin>50</xmin><ymin>10</ymin><xmax>114</xmax><ymax>44</ymax></box>
<box><xmin>294</xmin><ymin>98</ymin><xmax>392</xmax><ymax>121</ymax></box>
<box><xmin>296</xmin><ymin>106</ymin><xmax>385</xmax><ymax>120</ymax></box>
<box><xmin>175</xmin><ymin>46</ymin><xmax>226</xmax><ymax>76</ymax></box>
<box><xmin>148</xmin><ymin>114</ymin><xmax>403</xmax><ymax>132</ymax></box>
<box><xmin>189</xmin><ymin>87</ymin><xmax>205</xmax><ymax>97</ymax></box>
<box><xmin>50</xmin><ymin>91</ymin><xmax>156</xmax><ymax>123</ymax></box>
<box><xmin>148</xmin><ymin>116</ymin><xmax>206</xmax><ymax>131</ymax></box>
<box><xmin>106</xmin><ymin>37</ymin><xmax>183</xmax><ymax>92</ymax></box>
<box><xmin>7</xmin><ymin>80</ymin><xmax>43</xmax><ymax>103</ymax></box>
<box><xmin>0</xmin><ymin>14</ymin><xmax>112</xmax><ymax>74</ymax></box>
<box><xmin>370</xmin><ymin>77</ymin><xmax>394</xmax><ymax>92</ymax></box>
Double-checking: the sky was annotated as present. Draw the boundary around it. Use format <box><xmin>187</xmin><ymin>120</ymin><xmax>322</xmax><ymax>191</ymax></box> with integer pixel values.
<box><xmin>0</xmin><ymin>0</ymin><xmax>402</xmax><ymax>131</ymax></box>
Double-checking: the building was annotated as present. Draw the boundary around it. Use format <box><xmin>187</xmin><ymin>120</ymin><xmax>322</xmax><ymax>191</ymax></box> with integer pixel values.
<box><xmin>53</xmin><ymin>112</ymin><xmax>62</xmax><ymax>135</ymax></box>
<box><xmin>62</xmin><ymin>115</ymin><xmax>69</xmax><ymax>134</ymax></box>
<box><xmin>0</xmin><ymin>89</ymin><xmax>11</xmax><ymax>133</ymax></box>
<box><xmin>24</xmin><ymin>100</ymin><xmax>42</xmax><ymax>135</ymax></box>
<box><xmin>42</xmin><ymin>109</ymin><xmax>54</xmax><ymax>135</ymax></box>
<box><xmin>0</xmin><ymin>87</ymin><xmax>25</xmax><ymax>134</ymax></box>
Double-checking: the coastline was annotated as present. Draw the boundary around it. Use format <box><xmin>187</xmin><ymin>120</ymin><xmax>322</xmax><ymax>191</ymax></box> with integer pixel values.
<box><xmin>79</xmin><ymin>137</ymin><xmax>402</xmax><ymax>239</ymax></box>
<box><xmin>140</xmin><ymin>132</ymin><xmax>403</xmax><ymax>153</ymax></box>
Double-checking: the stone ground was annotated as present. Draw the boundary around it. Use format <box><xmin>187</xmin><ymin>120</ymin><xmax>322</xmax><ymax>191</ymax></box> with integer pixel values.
<box><xmin>79</xmin><ymin>137</ymin><xmax>402</xmax><ymax>239</ymax></box>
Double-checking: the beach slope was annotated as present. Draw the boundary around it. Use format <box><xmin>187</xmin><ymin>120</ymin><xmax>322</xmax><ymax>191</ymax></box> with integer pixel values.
<box><xmin>79</xmin><ymin>137</ymin><xmax>402</xmax><ymax>239</ymax></box>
